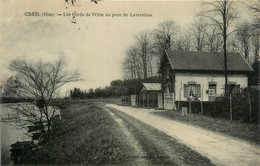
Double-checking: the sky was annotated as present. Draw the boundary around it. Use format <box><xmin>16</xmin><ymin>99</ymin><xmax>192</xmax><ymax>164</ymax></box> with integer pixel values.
<box><xmin>0</xmin><ymin>0</ymin><xmax>252</xmax><ymax>95</ymax></box>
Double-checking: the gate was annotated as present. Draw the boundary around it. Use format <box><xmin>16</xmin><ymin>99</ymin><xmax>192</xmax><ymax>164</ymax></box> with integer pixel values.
<box><xmin>164</xmin><ymin>93</ymin><xmax>176</xmax><ymax>110</ymax></box>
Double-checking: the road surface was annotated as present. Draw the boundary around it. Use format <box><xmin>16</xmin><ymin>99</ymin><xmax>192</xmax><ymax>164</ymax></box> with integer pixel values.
<box><xmin>106</xmin><ymin>104</ymin><xmax>260</xmax><ymax>166</ymax></box>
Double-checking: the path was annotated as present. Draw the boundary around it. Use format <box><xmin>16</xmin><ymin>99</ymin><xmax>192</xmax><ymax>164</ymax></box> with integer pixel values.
<box><xmin>104</xmin><ymin>107</ymin><xmax>148</xmax><ymax>165</ymax></box>
<box><xmin>106</xmin><ymin>104</ymin><xmax>260</xmax><ymax>166</ymax></box>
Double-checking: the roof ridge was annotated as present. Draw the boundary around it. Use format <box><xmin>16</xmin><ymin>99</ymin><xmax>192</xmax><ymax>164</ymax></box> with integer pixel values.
<box><xmin>237</xmin><ymin>53</ymin><xmax>254</xmax><ymax>71</ymax></box>
<box><xmin>165</xmin><ymin>50</ymin><xmax>175</xmax><ymax>69</ymax></box>
<box><xmin>167</xmin><ymin>50</ymin><xmax>240</xmax><ymax>55</ymax></box>
<box><xmin>165</xmin><ymin>50</ymin><xmax>253</xmax><ymax>72</ymax></box>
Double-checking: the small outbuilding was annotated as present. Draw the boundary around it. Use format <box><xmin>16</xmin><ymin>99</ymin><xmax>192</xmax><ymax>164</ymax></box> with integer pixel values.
<box><xmin>137</xmin><ymin>83</ymin><xmax>162</xmax><ymax>108</ymax></box>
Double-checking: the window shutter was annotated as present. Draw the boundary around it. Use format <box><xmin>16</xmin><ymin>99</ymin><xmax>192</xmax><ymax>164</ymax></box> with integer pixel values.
<box><xmin>184</xmin><ymin>84</ymin><xmax>188</xmax><ymax>98</ymax></box>
<box><xmin>196</xmin><ymin>84</ymin><xmax>201</xmax><ymax>98</ymax></box>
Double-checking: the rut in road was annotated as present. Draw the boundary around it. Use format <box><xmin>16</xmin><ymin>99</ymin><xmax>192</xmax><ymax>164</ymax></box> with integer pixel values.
<box><xmin>103</xmin><ymin>107</ymin><xmax>148</xmax><ymax>165</ymax></box>
<box><xmin>107</xmin><ymin>104</ymin><xmax>260</xmax><ymax>166</ymax></box>
<box><xmin>105</xmin><ymin>106</ymin><xmax>213</xmax><ymax>166</ymax></box>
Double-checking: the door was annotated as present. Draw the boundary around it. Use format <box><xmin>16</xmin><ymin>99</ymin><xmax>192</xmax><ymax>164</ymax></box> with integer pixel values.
<box><xmin>208</xmin><ymin>84</ymin><xmax>216</xmax><ymax>101</ymax></box>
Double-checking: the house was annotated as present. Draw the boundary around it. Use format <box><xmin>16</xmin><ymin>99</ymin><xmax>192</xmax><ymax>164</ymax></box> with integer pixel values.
<box><xmin>160</xmin><ymin>50</ymin><xmax>254</xmax><ymax>109</ymax></box>
<box><xmin>137</xmin><ymin>83</ymin><xmax>162</xmax><ymax>108</ymax></box>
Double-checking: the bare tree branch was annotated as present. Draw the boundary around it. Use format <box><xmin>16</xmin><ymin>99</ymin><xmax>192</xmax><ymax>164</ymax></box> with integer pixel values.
<box><xmin>5</xmin><ymin>55</ymin><xmax>81</xmax><ymax>135</ymax></box>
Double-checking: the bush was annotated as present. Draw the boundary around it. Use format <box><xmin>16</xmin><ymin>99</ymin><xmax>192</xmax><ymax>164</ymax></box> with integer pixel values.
<box><xmin>178</xmin><ymin>88</ymin><xmax>259</xmax><ymax>124</ymax></box>
<box><xmin>215</xmin><ymin>88</ymin><xmax>259</xmax><ymax>123</ymax></box>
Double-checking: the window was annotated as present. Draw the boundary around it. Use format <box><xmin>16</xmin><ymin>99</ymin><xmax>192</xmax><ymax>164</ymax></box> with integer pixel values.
<box><xmin>188</xmin><ymin>84</ymin><xmax>197</xmax><ymax>97</ymax></box>
<box><xmin>184</xmin><ymin>83</ymin><xmax>201</xmax><ymax>98</ymax></box>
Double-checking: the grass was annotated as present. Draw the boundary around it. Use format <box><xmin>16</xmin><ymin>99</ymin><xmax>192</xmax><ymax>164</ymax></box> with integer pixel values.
<box><xmin>26</xmin><ymin>101</ymin><xmax>136</xmax><ymax>165</ymax></box>
<box><xmin>63</xmin><ymin>97</ymin><xmax>122</xmax><ymax>105</ymax></box>
<box><xmin>108</xmin><ymin>107</ymin><xmax>214</xmax><ymax>166</ymax></box>
<box><xmin>153</xmin><ymin>110</ymin><xmax>260</xmax><ymax>145</ymax></box>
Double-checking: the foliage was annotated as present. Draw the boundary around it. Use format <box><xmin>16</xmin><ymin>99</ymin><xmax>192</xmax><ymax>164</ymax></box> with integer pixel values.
<box><xmin>0</xmin><ymin>76</ymin><xmax>21</xmax><ymax>98</ymax></box>
<box><xmin>70</xmin><ymin>88</ymin><xmax>86</xmax><ymax>99</ymax></box>
<box><xmin>69</xmin><ymin>75</ymin><xmax>162</xmax><ymax>99</ymax></box>
<box><xmin>179</xmin><ymin>88</ymin><xmax>259</xmax><ymax>124</ymax></box>
<box><xmin>10</xmin><ymin>141</ymin><xmax>37</xmax><ymax>165</ymax></box>
<box><xmin>215</xmin><ymin>88</ymin><xmax>259</xmax><ymax>123</ymax></box>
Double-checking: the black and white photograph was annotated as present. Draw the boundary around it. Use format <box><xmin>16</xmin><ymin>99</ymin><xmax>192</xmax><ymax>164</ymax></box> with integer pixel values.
<box><xmin>0</xmin><ymin>0</ymin><xmax>259</xmax><ymax>165</ymax></box>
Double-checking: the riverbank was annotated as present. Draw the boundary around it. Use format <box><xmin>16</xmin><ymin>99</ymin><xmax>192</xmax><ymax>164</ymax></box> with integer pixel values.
<box><xmin>1</xmin><ymin>104</ymin><xmax>30</xmax><ymax>165</ymax></box>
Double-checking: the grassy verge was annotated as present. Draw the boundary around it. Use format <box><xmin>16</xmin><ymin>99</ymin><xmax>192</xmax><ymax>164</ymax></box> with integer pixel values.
<box><xmin>153</xmin><ymin>110</ymin><xmax>260</xmax><ymax>145</ymax></box>
<box><xmin>108</xmin><ymin>107</ymin><xmax>214</xmax><ymax>166</ymax></box>
<box><xmin>26</xmin><ymin>102</ymin><xmax>136</xmax><ymax>165</ymax></box>
<box><xmin>63</xmin><ymin>97</ymin><xmax>122</xmax><ymax>105</ymax></box>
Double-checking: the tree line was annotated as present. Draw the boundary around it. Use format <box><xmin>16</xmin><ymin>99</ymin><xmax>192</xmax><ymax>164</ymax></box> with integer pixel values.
<box><xmin>69</xmin><ymin>76</ymin><xmax>162</xmax><ymax>99</ymax></box>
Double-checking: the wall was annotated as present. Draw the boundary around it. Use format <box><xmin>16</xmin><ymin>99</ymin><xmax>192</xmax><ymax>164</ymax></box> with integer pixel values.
<box><xmin>175</xmin><ymin>72</ymin><xmax>248</xmax><ymax>101</ymax></box>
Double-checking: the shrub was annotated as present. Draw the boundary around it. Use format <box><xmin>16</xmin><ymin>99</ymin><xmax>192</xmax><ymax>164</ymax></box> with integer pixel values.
<box><xmin>178</xmin><ymin>88</ymin><xmax>259</xmax><ymax>124</ymax></box>
<box><xmin>215</xmin><ymin>88</ymin><xmax>259</xmax><ymax>123</ymax></box>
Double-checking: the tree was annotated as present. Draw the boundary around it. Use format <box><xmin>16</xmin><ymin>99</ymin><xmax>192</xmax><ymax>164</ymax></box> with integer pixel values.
<box><xmin>200</xmin><ymin>0</ymin><xmax>239</xmax><ymax>95</ymax></box>
<box><xmin>122</xmin><ymin>46</ymin><xmax>142</xmax><ymax>79</ymax></box>
<box><xmin>70</xmin><ymin>87</ymin><xmax>84</xmax><ymax>99</ymax></box>
<box><xmin>205</xmin><ymin>26</ymin><xmax>222</xmax><ymax>52</ymax></box>
<box><xmin>247</xmin><ymin>0</ymin><xmax>260</xmax><ymax>17</ymax></box>
<box><xmin>152</xmin><ymin>20</ymin><xmax>178</xmax><ymax>64</ymax></box>
<box><xmin>251</xmin><ymin>30</ymin><xmax>260</xmax><ymax>62</ymax></box>
<box><xmin>1</xmin><ymin>76</ymin><xmax>21</xmax><ymax>98</ymax></box>
<box><xmin>123</xmin><ymin>31</ymin><xmax>155</xmax><ymax>79</ymax></box>
<box><xmin>235</xmin><ymin>21</ymin><xmax>252</xmax><ymax>62</ymax></box>
<box><xmin>94</xmin><ymin>87</ymin><xmax>103</xmax><ymax>97</ymax></box>
<box><xmin>4</xmin><ymin>56</ymin><xmax>81</xmax><ymax>137</ymax></box>
<box><xmin>247</xmin><ymin>1</ymin><xmax>260</xmax><ymax>62</ymax></box>
<box><xmin>136</xmin><ymin>31</ymin><xmax>153</xmax><ymax>79</ymax></box>
<box><xmin>110</xmin><ymin>79</ymin><xmax>123</xmax><ymax>96</ymax></box>
<box><xmin>88</xmin><ymin>88</ymin><xmax>94</xmax><ymax>98</ymax></box>
<box><xmin>174</xmin><ymin>32</ymin><xmax>191</xmax><ymax>51</ymax></box>
<box><xmin>191</xmin><ymin>17</ymin><xmax>207</xmax><ymax>51</ymax></box>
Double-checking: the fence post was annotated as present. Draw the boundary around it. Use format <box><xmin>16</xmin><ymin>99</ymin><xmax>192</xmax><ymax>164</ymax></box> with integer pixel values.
<box><xmin>247</xmin><ymin>89</ymin><xmax>252</xmax><ymax>123</ymax></box>
<box><xmin>201</xmin><ymin>100</ymin><xmax>203</xmax><ymax>115</ymax></box>
<box><xmin>230</xmin><ymin>93</ymin><xmax>232</xmax><ymax>121</ymax></box>
<box><xmin>147</xmin><ymin>93</ymin><xmax>149</xmax><ymax>108</ymax></box>
<box><xmin>188</xmin><ymin>101</ymin><xmax>190</xmax><ymax>124</ymax></box>
<box><xmin>214</xmin><ymin>100</ymin><xmax>216</xmax><ymax>118</ymax></box>
<box><xmin>189</xmin><ymin>98</ymin><xmax>191</xmax><ymax>114</ymax></box>
<box><xmin>201</xmin><ymin>85</ymin><xmax>204</xmax><ymax>115</ymax></box>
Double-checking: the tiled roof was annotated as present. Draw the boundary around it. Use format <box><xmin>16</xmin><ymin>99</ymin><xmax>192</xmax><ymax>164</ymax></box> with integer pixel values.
<box><xmin>142</xmin><ymin>83</ymin><xmax>161</xmax><ymax>91</ymax></box>
<box><xmin>165</xmin><ymin>50</ymin><xmax>253</xmax><ymax>72</ymax></box>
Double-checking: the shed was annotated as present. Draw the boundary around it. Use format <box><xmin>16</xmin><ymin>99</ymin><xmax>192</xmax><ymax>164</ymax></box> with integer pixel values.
<box><xmin>138</xmin><ymin>83</ymin><xmax>162</xmax><ymax>108</ymax></box>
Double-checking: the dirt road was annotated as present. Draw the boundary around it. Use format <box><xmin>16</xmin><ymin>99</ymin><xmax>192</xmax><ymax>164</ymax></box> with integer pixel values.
<box><xmin>106</xmin><ymin>104</ymin><xmax>260</xmax><ymax>166</ymax></box>
<box><xmin>102</xmin><ymin>105</ymin><xmax>213</xmax><ymax>165</ymax></box>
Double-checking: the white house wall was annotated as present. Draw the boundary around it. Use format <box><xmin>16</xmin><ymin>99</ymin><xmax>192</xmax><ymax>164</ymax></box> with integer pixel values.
<box><xmin>175</xmin><ymin>73</ymin><xmax>248</xmax><ymax>101</ymax></box>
